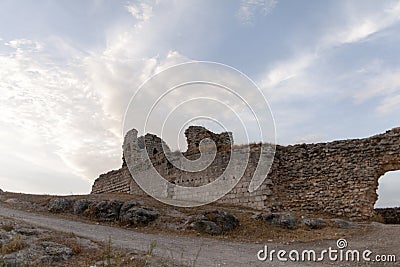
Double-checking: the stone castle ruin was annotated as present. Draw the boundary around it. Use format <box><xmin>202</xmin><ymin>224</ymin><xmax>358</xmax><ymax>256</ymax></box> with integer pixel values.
<box><xmin>92</xmin><ymin>126</ymin><xmax>400</xmax><ymax>220</ymax></box>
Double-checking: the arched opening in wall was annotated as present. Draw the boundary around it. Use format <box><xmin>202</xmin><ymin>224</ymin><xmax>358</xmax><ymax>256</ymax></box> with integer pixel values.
<box><xmin>375</xmin><ymin>170</ymin><xmax>400</xmax><ymax>208</ymax></box>
<box><xmin>374</xmin><ymin>170</ymin><xmax>400</xmax><ymax>224</ymax></box>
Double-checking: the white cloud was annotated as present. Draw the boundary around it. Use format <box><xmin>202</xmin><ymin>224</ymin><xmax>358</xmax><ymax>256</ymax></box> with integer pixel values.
<box><xmin>153</xmin><ymin>50</ymin><xmax>191</xmax><ymax>73</ymax></box>
<box><xmin>236</xmin><ymin>0</ymin><xmax>277</xmax><ymax>25</ymax></box>
<box><xmin>259</xmin><ymin>1</ymin><xmax>400</xmax><ymax>103</ymax></box>
<box><xmin>260</xmin><ymin>53</ymin><xmax>316</xmax><ymax>91</ymax></box>
<box><xmin>0</xmin><ymin>27</ymin><xmax>194</xmax><ymax>194</ymax></box>
<box><xmin>5</xmin><ymin>38</ymin><xmax>44</xmax><ymax>52</ymax></box>
<box><xmin>125</xmin><ymin>2</ymin><xmax>154</xmax><ymax>23</ymax></box>
<box><xmin>255</xmin><ymin>1</ymin><xmax>400</xmax><ymax>145</ymax></box>
<box><xmin>354</xmin><ymin>69</ymin><xmax>400</xmax><ymax>103</ymax></box>
<box><xmin>322</xmin><ymin>1</ymin><xmax>400</xmax><ymax>46</ymax></box>
<box><xmin>0</xmin><ymin>39</ymin><xmax>121</xmax><ymax>182</ymax></box>
<box><xmin>377</xmin><ymin>95</ymin><xmax>400</xmax><ymax>114</ymax></box>
<box><xmin>0</xmin><ymin>0</ymin><xmax>199</xmax><ymax>194</ymax></box>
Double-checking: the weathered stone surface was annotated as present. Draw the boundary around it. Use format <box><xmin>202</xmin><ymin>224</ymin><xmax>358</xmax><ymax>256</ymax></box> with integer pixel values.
<box><xmin>92</xmin><ymin>126</ymin><xmax>400</xmax><ymax>220</ymax></box>
<box><xmin>330</xmin><ymin>219</ymin><xmax>352</xmax><ymax>229</ymax></box>
<box><xmin>191</xmin><ymin>220</ymin><xmax>222</xmax><ymax>235</ymax></box>
<box><xmin>14</xmin><ymin>226</ymin><xmax>49</xmax><ymax>236</ymax></box>
<box><xmin>253</xmin><ymin>212</ymin><xmax>298</xmax><ymax>229</ymax></box>
<box><xmin>91</xmin><ymin>167</ymin><xmax>135</xmax><ymax>195</ymax></box>
<box><xmin>120</xmin><ymin>200</ymin><xmax>140</xmax><ymax>214</ymax></box>
<box><xmin>374</xmin><ymin>208</ymin><xmax>400</xmax><ymax>224</ymax></box>
<box><xmin>251</xmin><ymin>212</ymin><xmax>262</xmax><ymax>220</ymax></box>
<box><xmin>251</xmin><ymin>212</ymin><xmax>274</xmax><ymax>221</ymax></box>
<box><xmin>185</xmin><ymin>126</ymin><xmax>232</xmax><ymax>152</ymax></box>
<box><xmin>0</xmin><ymin>217</ymin><xmax>104</xmax><ymax>266</ymax></box>
<box><xmin>39</xmin><ymin>241</ymin><xmax>73</xmax><ymax>262</ymax></box>
<box><xmin>302</xmin><ymin>218</ymin><xmax>327</xmax><ymax>229</ymax></box>
<box><xmin>271</xmin><ymin>214</ymin><xmax>298</xmax><ymax>229</ymax></box>
<box><xmin>48</xmin><ymin>198</ymin><xmax>74</xmax><ymax>213</ymax></box>
<box><xmin>87</xmin><ymin>200</ymin><xmax>123</xmax><ymax>221</ymax></box>
<box><xmin>188</xmin><ymin>210</ymin><xmax>239</xmax><ymax>235</ymax></box>
<box><xmin>119</xmin><ymin>206</ymin><xmax>159</xmax><ymax>225</ymax></box>
<box><xmin>73</xmin><ymin>199</ymin><xmax>91</xmax><ymax>215</ymax></box>
<box><xmin>3</xmin><ymin>241</ymin><xmax>73</xmax><ymax>265</ymax></box>
<box><xmin>0</xmin><ymin>188</ymin><xmax>3</xmax><ymax>193</ymax></box>
<box><xmin>4</xmin><ymin>198</ymin><xmax>19</xmax><ymax>204</ymax></box>
<box><xmin>203</xmin><ymin>210</ymin><xmax>239</xmax><ymax>232</ymax></box>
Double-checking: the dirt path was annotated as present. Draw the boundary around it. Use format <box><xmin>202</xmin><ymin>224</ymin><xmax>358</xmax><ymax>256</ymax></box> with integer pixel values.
<box><xmin>0</xmin><ymin>204</ymin><xmax>399</xmax><ymax>266</ymax></box>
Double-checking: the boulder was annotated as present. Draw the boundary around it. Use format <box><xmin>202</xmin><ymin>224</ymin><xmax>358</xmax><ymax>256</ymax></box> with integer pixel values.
<box><xmin>252</xmin><ymin>212</ymin><xmax>275</xmax><ymax>222</ymax></box>
<box><xmin>14</xmin><ymin>226</ymin><xmax>49</xmax><ymax>236</ymax></box>
<box><xmin>331</xmin><ymin>219</ymin><xmax>352</xmax><ymax>229</ymax></box>
<box><xmin>204</xmin><ymin>210</ymin><xmax>239</xmax><ymax>232</ymax></box>
<box><xmin>191</xmin><ymin>220</ymin><xmax>222</xmax><ymax>235</ymax></box>
<box><xmin>253</xmin><ymin>212</ymin><xmax>298</xmax><ymax>229</ymax></box>
<box><xmin>48</xmin><ymin>198</ymin><xmax>73</xmax><ymax>213</ymax></box>
<box><xmin>120</xmin><ymin>200</ymin><xmax>140</xmax><ymax>214</ymax></box>
<box><xmin>88</xmin><ymin>200</ymin><xmax>123</xmax><ymax>221</ymax></box>
<box><xmin>272</xmin><ymin>214</ymin><xmax>297</xmax><ymax>229</ymax></box>
<box><xmin>251</xmin><ymin>212</ymin><xmax>263</xmax><ymax>220</ymax></box>
<box><xmin>302</xmin><ymin>218</ymin><xmax>327</xmax><ymax>229</ymax></box>
<box><xmin>120</xmin><ymin>206</ymin><xmax>159</xmax><ymax>226</ymax></box>
<box><xmin>188</xmin><ymin>210</ymin><xmax>239</xmax><ymax>235</ymax></box>
<box><xmin>4</xmin><ymin>198</ymin><xmax>19</xmax><ymax>204</ymax></box>
<box><xmin>3</xmin><ymin>241</ymin><xmax>73</xmax><ymax>265</ymax></box>
<box><xmin>39</xmin><ymin>241</ymin><xmax>73</xmax><ymax>262</ymax></box>
<box><xmin>73</xmin><ymin>199</ymin><xmax>91</xmax><ymax>215</ymax></box>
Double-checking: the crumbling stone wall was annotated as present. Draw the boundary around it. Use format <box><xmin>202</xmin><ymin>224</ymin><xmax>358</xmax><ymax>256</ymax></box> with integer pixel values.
<box><xmin>91</xmin><ymin>126</ymin><xmax>400</xmax><ymax>220</ymax></box>
<box><xmin>375</xmin><ymin>207</ymin><xmax>400</xmax><ymax>224</ymax></box>
<box><xmin>184</xmin><ymin>126</ymin><xmax>233</xmax><ymax>153</ymax></box>
<box><xmin>91</xmin><ymin>165</ymin><xmax>143</xmax><ymax>195</ymax></box>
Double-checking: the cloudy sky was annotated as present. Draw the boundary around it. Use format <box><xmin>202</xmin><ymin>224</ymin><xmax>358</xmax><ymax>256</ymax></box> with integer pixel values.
<box><xmin>0</xmin><ymin>0</ymin><xmax>399</xmax><ymax>207</ymax></box>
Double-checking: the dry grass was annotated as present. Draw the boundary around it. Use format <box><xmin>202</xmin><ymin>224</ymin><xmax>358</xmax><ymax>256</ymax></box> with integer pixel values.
<box><xmin>1</xmin><ymin>235</ymin><xmax>28</xmax><ymax>254</ymax></box>
<box><xmin>228</xmin><ymin>211</ymin><xmax>369</xmax><ymax>243</ymax></box>
<box><xmin>0</xmin><ymin>224</ymin><xmax>14</xmax><ymax>232</ymax></box>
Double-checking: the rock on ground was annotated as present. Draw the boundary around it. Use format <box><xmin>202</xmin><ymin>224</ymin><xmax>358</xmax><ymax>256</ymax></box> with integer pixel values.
<box><xmin>331</xmin><ymin>218</ymin><xmax>353</xmax><ymax>229</ymax></box>
<box><xmin>87</xmin><ymin>200</ymin><xmax>123</xmax><ymax>221</ymax></box>
<box><xmin>255</xmin><ymin>212</ymin><xmax>298</xmax><ymax>229</ymax></box>
<box><xmin>189</xmin><ymin>210</ymin><xmax>239</xmax><ymax>235</ymax></box>
<box><xmin>120</xmin><ymin>200</ymin><xmax>140</xmax><ymax>214</ymax></box>
<box><xmin>302</xmin><ymin>218</ymin><xmax>327</xmax><ymax>229</ymax></box>
<box><xmin>120</xmin><ymin>206</ymin><xmax>159</xmax><ymax>226</ymax></box>
<box><xmin>48</xmin><ymin>198</ymin><xmax>74</xmax><ymax>213</ymax></box>
<box><xmin>73</xmin><ymin>199</ymin><xmax>91</xmax><ymax>215</ymax></box>
<box><xmin>191</xmin><ymin>219</ymin><xmax>222</xmax><ymax>235</ymax></box>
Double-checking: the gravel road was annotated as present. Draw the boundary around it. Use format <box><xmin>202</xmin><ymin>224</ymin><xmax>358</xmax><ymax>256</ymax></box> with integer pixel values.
<box><xmin>0</xmin><ymin>204</ymin><xmax>398</xmax><ymax>266</ymax></box>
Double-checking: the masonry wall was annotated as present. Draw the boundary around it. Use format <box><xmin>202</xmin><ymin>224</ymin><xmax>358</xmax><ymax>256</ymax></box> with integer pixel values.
<box><xmin>91</xmin><ymin>164</ymin><xmax>144</xmax><ymax>195</ymax></box>
<box><xmin>375</xmin><ymin>207</ymin><xmax>400</xmax><ymax>224</ymax></box>
<box><xmin>91</xmin><ymin>126</ymin><xmax>400</xmax><ymax>220</ymax></box>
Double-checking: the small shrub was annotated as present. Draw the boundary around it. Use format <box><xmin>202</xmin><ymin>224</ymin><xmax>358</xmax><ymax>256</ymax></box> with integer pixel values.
<box><xmin>71</xmin><ymin>243</ymin><xmax>82</xmax><ymax>255</ymax></box>
<box><xmin>0</xmin><ymin>256</ymin><xmax>7</xmax><ymax>267</ymax></box>
<box><xmin>146</xmin><ymin>240</ymin><xmax>157</xmax><ymax>258</ymax></box>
